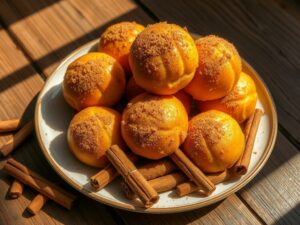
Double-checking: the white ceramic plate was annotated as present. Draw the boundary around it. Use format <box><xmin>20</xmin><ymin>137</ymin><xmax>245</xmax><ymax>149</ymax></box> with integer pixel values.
<box><xmin>35</xmin><ymin>39</ymin><xmax>277</xmax><ymax>213</ymax></box>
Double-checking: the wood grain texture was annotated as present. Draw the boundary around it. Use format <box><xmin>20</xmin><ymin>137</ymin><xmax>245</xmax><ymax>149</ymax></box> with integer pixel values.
<box><xmin>0</xmin><ymin>0</ymin><xmax>153</xmax><ymax>77</ymax></box>
<box><xmin>273</xmin><ymin>0</ymin><xmax>300</xmax><ymax>21</ymax></box>
<box><xmin>118</xmin><ymin>195</ymin><xmax>262</xmax><ymax>225</ymax></box>
<box><xmin>139</xmin><ymin>0</ymin><xmax>300</xmax><ymax>144</ymax></box>
<box><xmin>0</xmin><ymin>0</ymin><xmax>298</xmax><ymax>224</ymax></box>
<box><xmin>239</xmin><ymin>132</ymin><xmax>300</xmax><ymax>225</ymax></box>
<box><xmin>0</xmin><ymin>13</ymin><xmax>116</xmax><ymax>225</ymax></box>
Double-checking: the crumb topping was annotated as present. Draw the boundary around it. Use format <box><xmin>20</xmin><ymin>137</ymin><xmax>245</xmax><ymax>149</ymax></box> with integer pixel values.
<box><xmin>131</xmin><ymin>23</ymin><xmax>189</xmax><ymax>76</ymax></box>
<box><xmin>189</xmin><ymin>114</ymin><xmax>225</xmax><ymax>150</ymax></box>
<box><xmin>70</xmin><ymin>116</ymin><xmax>99</xmax><ymax>154</ymax></box>
<box><xmin>102</xmin><ymin>22</ymin><xmax>137</xmax><ymax>44</ymax></box>
<box><xmin>196</xmin><ymin>35</ymin><xmax>239</xmax><ymax>86</ymax></box>
<box><xmin>123</xmin><ymin>95</ymin><xmax>166</xmax><ymax>148</ymax></box>
<box><xmin>65</xmin><ymin>59</ymin><xmax>109</xmax><ymax>95</ymax></box>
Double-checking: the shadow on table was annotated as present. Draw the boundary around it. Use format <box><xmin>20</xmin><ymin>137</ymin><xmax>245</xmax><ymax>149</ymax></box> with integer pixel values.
<box><xmin>273</xmin><ymin>203</ymin><xmax>300</xmax><ymax>225</ymax></box>
<box><xmin>116</xmin><ymin>199</ymin><xmax>223</xmax><ymax>225</ymax></box>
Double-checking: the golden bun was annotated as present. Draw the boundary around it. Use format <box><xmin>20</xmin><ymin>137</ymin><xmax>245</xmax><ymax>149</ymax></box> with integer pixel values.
<box><xmin>67</xmin><ymin>106</ymin><xmax>124</xmax><ymax>168</ymax></box>
<box><xmin>121</xmin><ymin>93</ymin><xmax>188</xmax><ymax>159</ymax></box>
<box><xmin>183</xmin><ymin>110</ymin><xmax>244</xmax><ymax>173</ymax></box>
<box><xmin>125</xmin><ymin>77</ymin><xmax>145</xmax><ymax>101</ymax></box>
<box><xmin>129</xmin><ymin>22</ymin><xmax>198</xmax><ymax>95</ymax></box>
<box><xmin>63</xmin><ymin>52</ymin><xmax>126</xmax><ymax>111</ymax></box>
<box><xmin>185</xmin><ymin>35</ymin><xmax>241</xmax><ymax>101</ymax></box>
<box><xmin>198</xmin><ymin>72</ymin><xmax>257</xmax><ymax>123</ymax></box>
<box><xmin>174</xmin><ymin>90</ymin><xmax>193</xmax><ymax>115</ymax></box>
<box><xmin>125</xmin><ymin>77</ymin><xmax>192</xmax><ymax>114</ymax></box>
<box><xmin>98</xmin><ymin>22</ymin><xmax>144</xmax><ymax>75</ymax></box>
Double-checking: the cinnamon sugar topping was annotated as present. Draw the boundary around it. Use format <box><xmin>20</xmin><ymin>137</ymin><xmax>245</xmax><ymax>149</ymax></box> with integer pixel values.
<box><xmin>196</xmin><ymin>35</ymin><xmax>239</xmax><ymax>85</ymax></box>
<box><xmin>65</xmin><ymin>59</ymin><xmax>108</xmax><ymax>95</ymax></box>
<box><xmin>189</xmin><ymin>115</ymin><xmax>225</xmax><ymax>150</ymax></box>
<box><xmin>70</xmin><ymin>117</ymin><xmax>99</xmax><ymax>154</ymax></box>
<box><xmin>124</xmin><ymin>96</ymin><xmax>164</xmax><ymax>148</ymax></box>
<box><xmin>102</xmin><ymin>22</ymin><xmax>137</xmax><ymax>44</ymax></box>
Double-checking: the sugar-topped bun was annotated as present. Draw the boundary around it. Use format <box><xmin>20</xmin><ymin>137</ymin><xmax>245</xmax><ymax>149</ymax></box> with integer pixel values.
<box><xmin>174</xmin><ymin>90</ymin><xmax>193</xmax><ymax>115</ymax></box>
<box><xmin>125</xmin><ymin>77</ymin><xmax>192</xmax><ymax>114</ymax></box>
<box><xmin>183</xmin><ymin>110</ymin><xmax>244</xmax><ymax>173</ymax></box>
<box><xmin>63</xmin><ymin>52</ymin><xmax>126</xmax><ymax>111</ymax></box>
<box><xmin>98</xmin><ymin>22</ymin><xmax>144</xmax><ymax>74</ymax></box>
<box><xmin>125</xmin><ymin>77</ymin><xmax>145</xmax><ymax>101</ymax></box>
<box><xmin>129</xmin><ymin>22</ymin><xmax>198</xmax><ymax>95</ymax></box>
<box><xmin>198</xmin><ymin>72</ymin><xmax>257</xmax><ymax>123</ymax></box>
<box><xmin>67</xmin><ymin>107</ymin><xmax>124</xmax><ymax>168</ymax></box>
<box><xmin>121</xmin><ymin>93</ymin><xmax>188</xmax><ymax>159</ymax></box>
<box><xmin>185</xmin><ymin>35</ymin><xmax>241</xmax><ymax>101</ymax></box>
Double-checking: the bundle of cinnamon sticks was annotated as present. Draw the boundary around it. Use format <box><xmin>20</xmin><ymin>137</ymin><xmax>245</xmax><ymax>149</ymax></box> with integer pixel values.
<box><xmin>0</xmin><ymin>118</ymin><xmax>76</xmax><ymax>215</ymax></box>
<box><xmin>90</xmin><ymin>109</ymin><xmax>263</xmax><ymax>207</ymax></box>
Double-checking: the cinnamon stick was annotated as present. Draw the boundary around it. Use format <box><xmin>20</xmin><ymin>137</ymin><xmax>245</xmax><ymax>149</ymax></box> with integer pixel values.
<box><xmin>243</xmin><ymin>111</ymin><xmax>255</xmax><ymax>141</ymax></box>
<box><xmin>170</xmin><ymin>149</ymin><xmax>215</xmax><ymax>195</ymax></box>
<box><xmin>138</xmin><ymin>158</ymin><xmax>176</xmax><ymax>180</ymax></box>
<box><xmin>90</xmin><ymin>153</ymin><xmax>138</xmax><ymax>191</ymax></box>
<box><xmin>0</xmin><ymin>120</ymin><xmax>34</xmax><ymax>157</ymax></box>
<box><xmin>121</xmin><ymin>161</ymin><xmax>183</xmax><ymax>199</ymax></box>
<box><xmin>176</xmin><ymin>170</ymin><xmax>238</xmax><ymax>196</ymax></box>
<box><xmin>122</xmin><ymin>172</ymin><xmax>187</xmax><ymax>200</ymax></box>
<box><xmin>232</xmin><ymin>109</ymin><xmax>263</xmax><ymax>175</ymax></box>
<box><xmin>8</xmin><ymin>179</ymin><xmax>24</xmax><ymax>198</ymax></box>
<box><xmin>3</xmin><ymin>158</ymin><xmax>76</xmax><ymax>209</ymax></box>
<box><xmin>105</xmin><ymin>145</ymin><xmax>159</xmax><ymax>208</ymax></box>
<box><xmin>27</xmin><ymin>194</ymin><xmax>48</xmax><ymax>215</ymax></box>
<box><xmin>0</xmin><ymin>119</ymin><xmax>21</xmax><ymax>133</ymax></box>
<box><xmin>149</xmin><ymin>172</ymin><xmax>186</xmax><ymax>192</ymax></box>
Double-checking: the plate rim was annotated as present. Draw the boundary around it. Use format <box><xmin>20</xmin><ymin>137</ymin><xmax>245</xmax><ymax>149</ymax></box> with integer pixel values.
<box><xmin>34</xmin><ymin>38</ymin><xmax>278</xmax><ymax>213</ymax></box>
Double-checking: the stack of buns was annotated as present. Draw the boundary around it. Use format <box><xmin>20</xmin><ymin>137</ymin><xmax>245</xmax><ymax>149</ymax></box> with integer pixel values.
<box><xmin>63</xmin><ymin>21</ymin><xmax>258</xmax><ymax>175</ymax></box>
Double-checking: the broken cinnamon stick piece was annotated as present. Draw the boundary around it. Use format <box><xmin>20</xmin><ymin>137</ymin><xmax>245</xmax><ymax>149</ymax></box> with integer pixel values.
<box><xmin>105</xmin><ymin>145</ymin><xmax>159</xmax><ymax>208</ymax></box>
<box><xmin>176</xmin><ymin>170</ymin><xmax>238</xmax><ymax>196</ymax></box>
<box><xmin>8</xmin><ymin>179</ymin><xmax>24</xmax><ymax>198</ymax></box>
<box><xmin>3</xmin><ymin>158</ymin><xmax>76</xmax><ymax>209</ymax></box>
<box><xmin>138</xmin><ymin>158</ymin><xmax>177</xmax><ymax>181</ymax></box>
<box><xmin>27</xmin><ymin>194</ymin><xmax>48</xmax><ymax>215</ymax></box>
<box><xmin>90</xmin><ymin>153</ymin><xmax>138</xmax><ymax>191</ymax></box>
<box><xmin>170</xmin><ymin>149</ymin><xmax>215</xmax><ymax>195</ymax></box>
<box><xmin>121</xmin><ymin>171</ymin><xmax>187</xmax><ymax>199</ymax></box>
<box><xmin>232</xmin><ymin>109</ymin><xmax>263</xmax><ymax>175</ymax></box>
<box><xmin>0</xmin><ymin>120</ymin><xmax>34</xmax><ymax>157</ymax></box>
<box><xmin>0</xmin><ymin>119</ymin><xmax>21</xmax><ymax>133</ymax></box>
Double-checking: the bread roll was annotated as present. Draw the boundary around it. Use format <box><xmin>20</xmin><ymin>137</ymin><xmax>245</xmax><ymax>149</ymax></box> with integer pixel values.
<box><xmin>185</xmin><ymin>35</ymin><xmax>241</xmax><ymax>101</ymax></box>
<box><xmin>63</xmin><ymin>52</ymin><xmax>126</xmax><ymax>110</ymax></box>
<box><xmin>98</xmin><ymin>22</ymin><xmax>144</xmax><ymax>74</ymax></box>
<box><xmin>121</xmin><ymin>93</ymin><xmax>188</xmax><ymax>159</ymax></box>
<box><xmin>129</xmin><ymin>22</ymin><xmax>198</xmax><ymax>95</ymax></box>
<box><xmin>67</xmin><ymin>107</ymin><xmax>124</xmax><ymax>168</ymax></box>
<box><xmin>183</xmin><ymin>110</ymin><xmax>245</xmax><ymax>173</ymax></box>
<box><xmin>198</xmin><ymin>72</ymin><xmax>257</xmax><ymax>123</ymax></box>
<box><xmin>125</xmin><ymin>77</ymin><xmax>192</xmax><ymax>114</ymax></box>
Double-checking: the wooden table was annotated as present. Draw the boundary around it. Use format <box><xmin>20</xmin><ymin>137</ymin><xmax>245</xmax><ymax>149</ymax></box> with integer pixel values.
<box><xmin>0</xmin><ymin>0</ymin><xmax>299</xmax><ymax>224</ymax></box>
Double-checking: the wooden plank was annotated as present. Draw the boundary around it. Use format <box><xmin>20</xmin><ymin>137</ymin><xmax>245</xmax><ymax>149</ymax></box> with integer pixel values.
<box><xmin>139</xmin><ymin>0</ymin><xmax>300</xmax><ymax>144</ymax></box>
<box><xmin>0</xmin><ymin>26</ymin><xmax>116</xmax><ymax>225</ymax></box>
<box><xmin>118</xmin><ymin>195</ymin><xmax>262</xmax><ymax>225</ymax></box>
<box><xmin>239</xmin><ymin>132</ymin><xmax>300</xmax><ymax>225</ymax></box>
<box><xmin>0</xmin><ymin>0</ymin><xmax>153</xmax><ymax>77</ymax></box>
<box><xmin>0</xmin><ymin>26</ymin><xmax>43</xmax><ymax>141</ymax></box>
<box><xmin>273</xmin><ymin>0</ymin><xmax>300</xmax><ymax>21</ymax></box>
